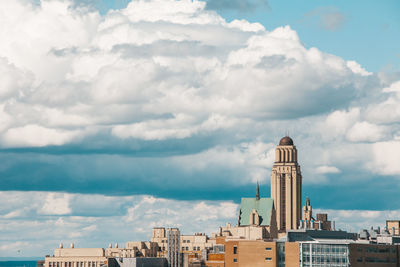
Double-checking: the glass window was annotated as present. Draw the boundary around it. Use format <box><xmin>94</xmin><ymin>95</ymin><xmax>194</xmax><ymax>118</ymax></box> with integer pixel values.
<box><xmin>233</xmin><ymin>258</ymin><xmax>237</xmax><ymax>263</ymax></box>
<box><xmin>265</xmin><ymin>247</ymin><xmax>272</xmax><ymax>251</ymax></box>
<box><xmin>233</xmin><ymin>246</ymin><xmax>237</xmax><ymax>254</ymax></box>
<box><xmin>265</xmin><ymin>257</ymin><xmax>272</xmax><ymax>261</ymax></box>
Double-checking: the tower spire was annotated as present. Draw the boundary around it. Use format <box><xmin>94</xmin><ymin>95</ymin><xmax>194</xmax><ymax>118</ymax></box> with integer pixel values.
<box><xmin>256</xmin><ymin>181</ymin><xmax>260</xmax><ymax>200</ymax></box>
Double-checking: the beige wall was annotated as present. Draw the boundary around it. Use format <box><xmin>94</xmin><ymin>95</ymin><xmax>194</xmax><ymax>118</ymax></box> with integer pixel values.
<box><xmin>284</xmin><ymin>242</ymin><xmax>299</xmax><ymax>267</ymax></box>
<box><xmin>54</xmin><ymin>248</ymin><xmax>104</xmax><ymax>257</ymax></box>
<box><xmin>225</xmin><ymin>240</ymin><xmax>277</xmax><ymax>267</ymax></box>
<box><xmin>45</xmin><ymin>256</ymin><xmax>107</xmax><ymax>267</ymax></box>
<box><xmin>151</xmin><ymin>228</ymin><xmax>215</xmax><ymax>256</ymax></box>
<box><xmin>387</xmin><ymin>221</ymin><xmax>400</xmax><ymax>235</ymax></box>
<box><xmin>271</xmin><ymin>144</ymin><xmax>302</xmax><ymax>232</ymax></box>
<box><xmin>218</xmin><ymin>224</ymin><xmax>275</xmax><ymax>240</ymax></box>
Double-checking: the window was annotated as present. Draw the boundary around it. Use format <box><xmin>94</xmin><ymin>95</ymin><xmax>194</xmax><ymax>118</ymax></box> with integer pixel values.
<box><xmin>233</xmin><ymin>258</ymin><xmax>237</xmax><ymax>262</ymax></box>
<box><xmin>233</xmin><ymin>246</ymin><xmax>237</xmax><ymax>254</ymax></box>
<box><xmin>183</xmin><ymin>240</ymin><xmax>186</xmax><ymax>243</ymax></box>
<box><xmin>265</xmin><ymin>257</ymin><xmax>272</xmax><ymax>261</ymax></box>
<box><xmin>265</xmin><ymin>247</ymin><xmax>272</xmax><ymax>251</ymax></box>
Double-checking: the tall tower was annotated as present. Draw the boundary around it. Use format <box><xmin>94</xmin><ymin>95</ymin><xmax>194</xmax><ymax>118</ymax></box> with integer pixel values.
<box><xmin>271</xmin><ymin>136</ymin><xmax>302</xmax><ymax>232</ymax></box>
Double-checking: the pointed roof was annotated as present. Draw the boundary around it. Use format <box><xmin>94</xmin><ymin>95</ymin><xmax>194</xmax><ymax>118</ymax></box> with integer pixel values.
<box><xmin>238</xmin><ymin>197</ymin><xmax>274</xmax><ymax>226</ymax></box>
<box><xmin>256</xmin><ymin>182</ymin><xmax>260</xmax><ymax>200</ymax></box>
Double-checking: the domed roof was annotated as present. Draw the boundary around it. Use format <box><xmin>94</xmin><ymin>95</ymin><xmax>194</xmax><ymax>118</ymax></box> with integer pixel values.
<box><xmin>279</xmin><ymin>136</ymin><xmax>293</xmax><ymax>146</ymax></box>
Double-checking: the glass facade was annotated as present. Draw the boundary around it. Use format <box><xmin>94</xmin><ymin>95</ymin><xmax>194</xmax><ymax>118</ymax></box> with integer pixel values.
<box><xmin>299</xmin><ymin>243</ymin><xmax>349</xmax><ymax>267</ymax></box>
<box><xmin>277</xmin><ymin>242</ymin><xmax>285</xmax><ymax>267</ymax></box>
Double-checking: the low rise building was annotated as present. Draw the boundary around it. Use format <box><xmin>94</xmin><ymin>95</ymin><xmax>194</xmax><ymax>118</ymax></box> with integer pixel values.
<box><xmin>45</xmin><ymin>246</ymin><xmax>107</xmax><ymax>267</ymax></box>
<box><xmin>151</xmin><ymin>227</ymin><xmax>215</xmax><ymax>257</ymax></box>
<box><xmin>45</xmin><ymin>241</ymin><xmax>159</xmax><ymax>267</ymax></box>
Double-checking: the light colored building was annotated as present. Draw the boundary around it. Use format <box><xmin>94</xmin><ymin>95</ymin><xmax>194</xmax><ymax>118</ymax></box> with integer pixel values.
<box><xmin>167</xmin><ymin>228</ymin><xmax>181</xmax><ymax>267</ymax></box>
<box><xmin>301</xmin><ymin>197</ymin><xmax>332</xmax><ymax>231</ymax></box>
<box><xmin>224</xmin><ymin>239</ymin><xmax>277</xmax><ymax>267</ymax></box>
<box><xmin>387</xmin><ymin>220</ymin><xmax>400</xmax><ymax>235</ymax></box>
<box><xmin>45</xmin><ymin>246</ymin><xmax>107</xmax><ymax>267</ymax></box>
<box><xmin>151</xmin><ymin>228</ymin><xmax>215</xmax><ymax>257</ymax></box>
<box><xmin>271</xmin><ymin>136</ymin><xmax>302</xmax><ymax>233</ymax></box>
<box><xmin>106</xmin><ymin>242</ymin><xmax>158</xmax><ymax>258</ymax></box>
<box><xmin>108</xmin><ymin>257</ymin><xmax>167</xmax><ymax>267</ymax></box>
<box><xmin>45</xmin><ymin>241</ymin><xmax>159</xmax><ymax>267</ymax></box>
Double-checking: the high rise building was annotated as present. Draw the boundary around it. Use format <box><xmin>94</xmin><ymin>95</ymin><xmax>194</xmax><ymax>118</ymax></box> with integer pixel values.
<box><xmin>167</xmin><ymin>228</ymin><xmax>181</xmax><ymax>267</ymax></box>
<box><xmin>271</xmin><ymin>136</ymin><xmax>302</xmax><ymax>232</ymax></box>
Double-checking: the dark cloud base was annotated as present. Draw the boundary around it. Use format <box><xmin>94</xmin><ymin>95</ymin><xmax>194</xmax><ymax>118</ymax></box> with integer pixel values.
<box><xmin>1</xmin><ymin>148</ymin><xmax>399</xmax><ymax>211</ymax></box>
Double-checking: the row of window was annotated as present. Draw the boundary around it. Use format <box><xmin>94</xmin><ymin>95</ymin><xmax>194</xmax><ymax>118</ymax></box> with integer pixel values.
<box><xmin>49</xmin><ymin>262</ymin><xmax>102</xmax><ymax>267</ymax></box>
<box><xmin>232</xmin><ymin>257</ymin><xmax>272</xmax><ymax>263</ymax></box>
<box><xmin>361</xmin><ymin>247</ymin><xmax>397</xmax><ymax>254</ymax></box>
<box><xmin>357</xmin><ymin>257</ymin><xmax>396</xmax><ymax>263</ymax></box>
<box><xmin>181</xmin><ymin>246</ymin><xmax>202</xmax><ymax>251</ymax></box>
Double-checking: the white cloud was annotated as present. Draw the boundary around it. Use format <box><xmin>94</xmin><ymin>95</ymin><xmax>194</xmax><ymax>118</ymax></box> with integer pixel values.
<box><xmin>0</xmin><ymin>191</ymin><xmax>238</xmax><ymax>256</ymax></box>
<box><xmin>371</xmin><ymin>141</ymin><xmax>400</xmax><ymax>175</ymax></box>
<box><xmin>1</xmin><ymin>124</ymin><xmax>82</xmax><ymax>147</ymax></box>
<box><xmin>319</xmin><ymin>108</ymin><xmax>360</xmax><ymax>140</ymax></box>
<box><xmin>319</xmin><ymin>208</ymin><xmax>400</xmax><ymax>233</ymax></box>
<box><xmin>0</xmin><ymin>0</ymin><xmax>371</xmax><ymax>148</ymax></box>
<box><xmin>315</xmin><ymin>165</ymin><xmax>340</xmax><ymax>174</ymax></box>
<box><xmin>346</xmin><ymin>60</ymin><xmax>372</xmax><ymax>76</ymax></box>
<box><xmin>346</xmin><ymin>121</ymin><xmax>387</xmax><ymax>143</ymax></box>
<box><xmin>1</xmin><ymin>190</ymin><xmax>400</xmax><ymax>257</ymax></box>
<box><xmin>39</xmin><ymin>193</ymin><xmax>72</xmax><ymax>215</ymax></box>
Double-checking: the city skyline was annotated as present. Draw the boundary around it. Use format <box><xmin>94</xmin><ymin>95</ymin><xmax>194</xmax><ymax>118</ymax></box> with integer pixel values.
<box><xmin>0</xmin><ymin>0</ymin><xmax>400</xmax><ymax>257</ymax></box>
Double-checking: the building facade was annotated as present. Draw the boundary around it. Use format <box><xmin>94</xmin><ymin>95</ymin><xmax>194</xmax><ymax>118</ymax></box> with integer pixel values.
<box><xmin>271</xmin><ymin>136</ymin><xmax>302</xmax><ymax>233</ymax></box>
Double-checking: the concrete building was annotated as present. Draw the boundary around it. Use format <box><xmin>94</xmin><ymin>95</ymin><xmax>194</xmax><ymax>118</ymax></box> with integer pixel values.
<box><xmin>45</xmin><ymin>247</ymin><xmax>108</xmax><ymax>267</ymax></box>
<box><xmin>152</xmin><ymin>227</ymin><xmax>215</xmax><ymax>258</ymax></box>
<box><xmin>301</xmin><ymin>197</ymin><xmax>332</xmax><ymax>231</ymax></box>
<box><xmin>44</xmin><ymin>241</ymin><xmax>159</xmax><ymax>267</ymax></box>
<box><xmin>108</xmin><ymin>258</ymin><xmax>167</xmax><ymax>267</ymax></box>
<box><xmin>236</xmin><ymin>183</ymin><xmax>278</xmax><ymax>239</ymax></box>
<box><xmin>224</xmin><ymin>239</ymin><xmax>277</xmax><ymax>267</ymax></box>
<box><xmin>387</xmin><ymin>220</ymin><xmax>400</xmax><ymax>235</ymax></box>
<box><xmin>167</xmin><ymin>228</ymin><xmax>181</xmax><ymax>267</ymax></box>
<box><xmin>271</xmin><ymin>136</ymin><xmax>302</xmax><ymax>233</ymax></box>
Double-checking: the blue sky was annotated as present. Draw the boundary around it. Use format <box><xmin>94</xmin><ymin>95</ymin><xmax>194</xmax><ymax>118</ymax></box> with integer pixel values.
<box><xmin>90</xmin><ymin>0</ymin><xmax>400</xmax><ymax>72</ymax></box>
<box><xmin>0</xmin><ymin>0</ymin><xmax>400</xmax><ymax>257</ymax></box>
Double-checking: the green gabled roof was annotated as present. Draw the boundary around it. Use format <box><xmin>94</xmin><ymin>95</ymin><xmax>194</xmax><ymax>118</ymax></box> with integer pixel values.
<box><xmin>239</xmin><ymin>198</ymin><xmax>274</xmax><ymax>226</ymax></box>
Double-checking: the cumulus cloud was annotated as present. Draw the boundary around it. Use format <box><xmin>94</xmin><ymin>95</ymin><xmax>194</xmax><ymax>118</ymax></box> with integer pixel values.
<box><xmin>315</xmin><ymin>165</ymin><xmax>340</xmax><ymax>174</ymax></box>
<box><xmin>0</xmin><ymin>0</ymin><xmax>369</xmax><ymax>148</ymax></box>
<box><xmin>1</xmin><ymin>1</ymin><xmax>400</xmax><ymax>257</ymax></box>
<box><xmin>0</xmin><ymin>191</ymin><xmax>238</xmax><ymax>256</ymax></box>
<box><xmin>319</xmin><ymin>208</ymin><xmax>400</xmax><ymax>233</ymax></box>
<box><xmin>371</xmin><ymin>141</ymin><xmax>400</xmax><ymax>175</ymax></box>
<box><xmin>39</xmin><ymin>193</ymin><xmax>72</xmax><ymax>215</ymax></box>
<box><xmin>0</xmin><ymin>190</ymin><xmax>398</xmax><ymax>257</ymax></box>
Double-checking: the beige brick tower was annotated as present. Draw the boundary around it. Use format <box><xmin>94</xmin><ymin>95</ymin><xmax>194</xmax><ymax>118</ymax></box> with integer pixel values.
<box><xmin>271</xmin><ymin>136</ymin><xmax>302</xmax><ymax>232</ymax></box>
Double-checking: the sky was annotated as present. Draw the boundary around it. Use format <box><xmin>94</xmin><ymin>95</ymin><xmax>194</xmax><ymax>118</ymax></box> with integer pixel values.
<box><xmin>0</xmin><ymin>0</ymin><xmax>399</xmax><ymax>257</ymax></box>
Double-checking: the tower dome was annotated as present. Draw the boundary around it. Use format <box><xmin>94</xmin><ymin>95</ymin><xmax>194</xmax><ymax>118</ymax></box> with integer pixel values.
<box><xmin>279</xmin><ymin>136</ymin><xmax>293</xmax><ymax>146</ymax></box>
